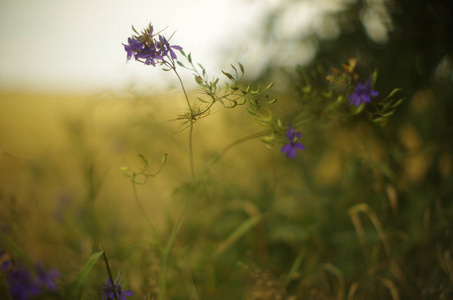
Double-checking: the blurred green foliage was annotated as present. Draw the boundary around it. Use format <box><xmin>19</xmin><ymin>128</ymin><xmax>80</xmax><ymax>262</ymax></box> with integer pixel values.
<box><xmin>1</xmin><ymin>0</ymin><xmax>452</xmax><ymax>299</ymax></box>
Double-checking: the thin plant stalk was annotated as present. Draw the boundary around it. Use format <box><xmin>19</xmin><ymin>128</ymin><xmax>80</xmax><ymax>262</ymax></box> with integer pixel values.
<box><xmin>131</xmin><ymin>177</ymin><xmax>160</xmax><ymax>244</ymax></box>
<box><xmin>172</xmin><ymin>67</ymin><xmax>195</xmax><ymax>179</ymax></box>
<box><xmin>199</xmin><ymin>130</ymin><xmax>272</xmax><ymax>177</ymax></box>
<box><xmin>101</xmin><ymin>248</ymin><xmax>119</xmax><ymax>300</ymax></box>
<box><xmin>158</xmin><ymin>201</ymin><xmax>187</xmax><ymax>300</ymax></box>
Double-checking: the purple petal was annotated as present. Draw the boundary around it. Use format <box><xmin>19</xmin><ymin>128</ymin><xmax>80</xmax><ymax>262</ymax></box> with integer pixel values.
<box><xmin>294</xmin><ymin>143</ymin><xmax>305</xmax><ymax>150</ymax></box>
<box><xmin>281</xmin><ymin>144</ymin><xmax>291</xmax><ymax>154</ymax></box>
<box><xmin>287</xmin><ymin>148</ymin><xmax>297</xmax><ymax>158</ymax></box>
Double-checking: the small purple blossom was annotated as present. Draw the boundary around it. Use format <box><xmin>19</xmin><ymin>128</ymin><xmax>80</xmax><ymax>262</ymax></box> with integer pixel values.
<box><xmin>281</xmin><ymin>126</ymin><xmax>305</xmax><ymax>158</ymax></box>
<box><xmin>101</xmin><ymin>278</ymin><xmax>133</xmax><ymax>300</ymax></box>
<box><xmin>6</xmin><ymin>265</ymin><xmax>40</xmax><ymax>300</ymax></box>
<box><xmin>36</xmin><ymin>263</ymin><xmax>60</xmax><ymax>291</ymax></box>
<box><xmin>123</xmin><ymin>23</ymin><xmax>182</xmax><ymax>66</ymax></box>
<box><xmin>1</xmin><ymin>257</ymin><xmax>60</xmax><ymax>299</ymax></box>
<box><xmin>157</xmin><ymin>35</ymin><xmax>182</xmax><ymax>59</ymax></box>
<box><xmin>123</xmin><ymin>37</ymin><xmax>144</xmax><ymax>61</ymax></box>
<box><xmin>348</xmin><ymin>78</ymin><xmax>378</xmax><ymax>106</ymax></box>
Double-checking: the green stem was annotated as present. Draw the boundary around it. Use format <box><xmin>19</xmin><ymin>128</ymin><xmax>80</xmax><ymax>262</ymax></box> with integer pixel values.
<box><xmin>131</xmin><ymin>177</ymin><xmax>160</xmax><ymax>243</ymax></box>
<box><xmin>158</xmin><ymin>201</ymin><xmax>187</xmax><ymax>300</ymax></box>
<box><xmin>101</xmin><ymin>248</ymin><xmax>119</xmax><ymax>300</ymax></box>
<box><xmin>172</xmin><ymin>67</ymin><xmax>195</xmax><ymax>179</ymax></box>
<box><xmin>199</xmin><ymin>130</ymin><xmax>272</xmax><ymax>177</ymax></box>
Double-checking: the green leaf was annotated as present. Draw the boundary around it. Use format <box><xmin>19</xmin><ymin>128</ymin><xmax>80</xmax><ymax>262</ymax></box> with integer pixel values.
<box><xmin>188</xmin><ymin>53</ymin><xmax>192</xmax><ymax>63</ymax></box>
<box><xmin>238</xmin><ymin>62</ymin><xmax>245</xmax><ymax>74</ymax></box>
<box><xmin>373</xmin><ymin>117</ymin><xmax>389</xmax><ymax>127</ymax></box>
<box><xmin>176</xmin><ymin>61</ymin><xmax>185</xmax><ymax>68</ymax></box>
<box><xmin>381</xmin><ymin>88</ymin><xmax>403</xmax><ymax>102</ymax></box>
<box><xmin>284</xmin><ymin>249</ymin><xmax>306</xmax><ymax>287</ymax></box>
<box><xmin>222</xmin><ymin>71</ymin><xmax>234</xmax><ymax>81</ymax></box>
<box><xmin>197</xmin><ymin>63</ymin><xmax>206</xmax><ymax>76</ymax></box>
<box><xmin>389</xmin><ymin>98</ymin><xmax>405</xmax><ymax>108</ymax></box>
<box><xmin>251</xmin><ymin>84</ymin><xmax>261</xmax><ymax>94</ymax></box>
<box><xmin>160</xmin><ymin>153</ymin><xmax>168</xmax><ymax>166</ymax></box>
<box><xmin>265</xmin><ymin>82</ymin><xmax>274</xmax><ymax>90</ymax></box>
<box><xmin>131</xmin><ymin>25</ymin><xmax>139</xmax><ymax>35</ymax></box>
<box><xmin>352</xmin><ymin>103</ymin><xmax>366</xmax><ymax>115</ymax></box>
<box><xmin>69</xmin><ymin>251</ymin><xmax>103</xmax><ymax>298</ymax></box>
<box><xmin>246</xmin><ymin>106</ymin><xmax>258</xmax><ymax>115</ymax></box>
<box><xmin>381</xmin><ymin>110</ymin><xmax>395</xmax><ymax>117</ymax></box>
<box><xmin>268</xmin><ymin>98</ymin><xmax>278</xmax><ymax>104</ymax></box>
<box><xmin>214</xmin><ymin>215</ymin><xmax>262</xmax><ymax>259</ymax></box>
<box><xmin>195</xmin><ymin>76</ymin><xmax>203</xmax><ymax>85</ymax></box>
<box><xmin>372</xmin><ymin>69</ymin><xmax>378</xmax><ymax>86</ymax></box>
<box><xmin>138</xmin><ymin>154</ymin><xmax>148</xmax><ymax>167</ymax></box>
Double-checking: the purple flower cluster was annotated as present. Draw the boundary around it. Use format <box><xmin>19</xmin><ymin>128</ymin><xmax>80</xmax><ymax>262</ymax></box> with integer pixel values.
<box><xmin>123</xmin><ymin>24</ymin><xmax>182</xmax><ymax>66</ymax></box>
<box><xmin>281</xmin><ymin>126</ymin><xmax>305</xmax><ymax>158</ymax></box>
<box><xmin>348</xmin><ymin>78</ymin><xmax>378</xmax><ymax>106</ymax></box>
<box><xmin>101</xmin><ymin>278</ymin><xmax>133</xmax><ymax>300</ymax></box>
<box><xmin>0</xmin><ymin>253</ymin><xmax>60</xmax><ymax>300</ymax></box>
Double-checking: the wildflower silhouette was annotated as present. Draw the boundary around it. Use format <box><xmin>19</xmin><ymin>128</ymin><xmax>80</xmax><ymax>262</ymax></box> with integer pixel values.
<box><xmin>281</xmin><ymin>126</ymin><xmax>305</xmax><ymax>158</ymax></box>
<box><xmin>348</xmin><ymin>77</ymin><xmax>378</xmax><ymax>106</ymax></box>
<box><xmin>101</xmin><ymin>278</ymin><xmax>133</xmax><ymax>300</ymax></box>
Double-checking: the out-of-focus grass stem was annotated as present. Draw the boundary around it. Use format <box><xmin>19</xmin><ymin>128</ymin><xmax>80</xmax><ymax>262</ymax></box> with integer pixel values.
<box><xmin>158</xmin><ymin>200</ymin><xmax>187</xmax><ymax>300</ymax></box>
<box><xmin>200</xmin><ymin>130</ymin><xmax>271</xmax><ymax>177</ymax></box>
<box><xmin>131</xmin><ymin>175</ymin><xmax>160</xmax><ymax>244</ymax></box>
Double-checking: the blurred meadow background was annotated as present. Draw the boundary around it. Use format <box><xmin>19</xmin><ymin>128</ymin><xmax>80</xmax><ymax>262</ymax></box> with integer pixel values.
<box><xmin>1</xmin><ymin>0</ymin><xmax>453</xmax><ymax>299</ymax></box>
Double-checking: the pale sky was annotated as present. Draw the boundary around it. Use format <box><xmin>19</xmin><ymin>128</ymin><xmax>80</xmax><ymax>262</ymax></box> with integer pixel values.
<box><xmin>0</xmin><ymin>0</ymin><xmax>333</xmax><ymax>94</ymax></box>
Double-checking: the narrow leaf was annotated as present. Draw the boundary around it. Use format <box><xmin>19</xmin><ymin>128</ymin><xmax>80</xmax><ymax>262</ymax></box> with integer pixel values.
<box><xmin>160</xmin><ymin>153</ymin><xmax>168</xmax><ymax>166</ymax></box>
<box><xmin>222</xmin><ymin>71</ymin><xmax>234</xmax><ymax>81</ymax></box>
<box><xmin>138</xmin><ymin>154</ymin><xmax>148</xmax><ymax>167</ymax></box>
<box><xmin>69</xmin><ymin>251</ymin><xmax>103</xmax><ymax>298</ymax></box>
<box><xmin>214</xmin><ymin>215</ymin><xmax>261</xmax><ymax>259</ymax></box>
<box><xmin>238</xmin><ymin>62</ymin><xmax>245</xmax><ymax>74</ymax></box>
<box><xmin>389</xmin><ymin>98</ymin><xmax>405</xmax><ymax>108</ymax></box>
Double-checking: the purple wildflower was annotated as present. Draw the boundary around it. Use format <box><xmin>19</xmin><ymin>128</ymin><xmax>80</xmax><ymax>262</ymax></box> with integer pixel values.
<box><xmin>7</xmin><ymin>265</ymin><xmax>40</xmax><ymax>300</ymax></box>
<box><xmin>135</xmin><ymin>44</ymin><xmax>163</xmax><ymax>66</ymax></box>
<box><xmin>281</xmin><ymin>126</ymin><xmax>305</xmax><ymax>158</ymax></box>
<box><xmin>122</xmin><ymin>37</ymin><xmax>144</xmax><ymax>61</ymax></box>
<box><xmin>157</xmin><ymin>35</ymin><xmax>182</xmax><ymax>59</ymax></box>
<box><xmin>348</xmin><ymin>78</ymin><xmax>378</xmax><ymax>106</ymax></box>
<box><xmin>123</xmin><ymin>23</ymin><xmax>182</xmax><ymax>66</ymax></box>
<box><xmin>35</xmin><ymin>263</ymin><xmax>60</xmax><ymax>291</ymax></box>
<box><xmin>101</xmin><ymin>278</ymin><xmax>133</xmax><ymax>300</ymax></box>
